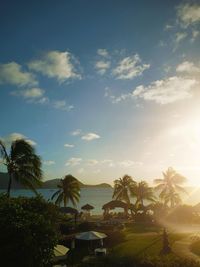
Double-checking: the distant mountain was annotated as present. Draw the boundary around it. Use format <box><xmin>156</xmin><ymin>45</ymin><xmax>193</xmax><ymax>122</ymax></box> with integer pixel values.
<box><xmin>0</xmin><ymin>172</ymin><xmax>112</xmax><ymax>189</ymax></box>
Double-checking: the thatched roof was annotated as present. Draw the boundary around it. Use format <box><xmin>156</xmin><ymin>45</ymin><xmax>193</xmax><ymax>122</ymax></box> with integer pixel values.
<box><xmin>81</xmin><ymin>204</ymin><xmax>94</xmax><ymax>210</ymax></box>
<box><xmin>102</xmin><ymin>200</ymin><xmax>128</xmax><ymax>210</ymax></box>
<box><xmin>59</xmin><ymin>207</ymin><xmax>78</xmax><ymax>215</ymax></box>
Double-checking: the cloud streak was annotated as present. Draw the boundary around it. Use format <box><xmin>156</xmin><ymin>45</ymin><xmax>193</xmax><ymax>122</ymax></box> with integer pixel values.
<box><xmin>112</xmin><ymin>54</ymin><xmax>150</xmax><ymax>80</ymax></box>
<box><xmin>81</xmin><ymin>133</ymin><xmax>100</xmax><ymax>141</ymax></box>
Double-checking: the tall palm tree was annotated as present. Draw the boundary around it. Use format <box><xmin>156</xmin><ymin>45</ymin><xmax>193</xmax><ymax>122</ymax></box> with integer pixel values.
<box><xmin>132</xmin><ymin>181</ymin><xmax>155</xmax><ymax>207</ymax></box>
<box><xmin>51</xmin><ymin>174</ymin><xmax>80</xmax><ymax>207</ymax></box>
<box><xmin>112</xmin><ymin>174</ymin><xmax>136</xmax><ymax>205</ymax></box>
<box><xmin>154</xmin><ymin>167</ymin><xmax>186</xmax><ymax>208</ymax></box>
<box><xmin>0</xmin><ymin>139</ymin><xmax>42</xmax><ymax>197</ymax></box>
<box><xmin>163</xmin><ymin>188</ymin><xmax>182</xmax><ymax>208</ymax></box>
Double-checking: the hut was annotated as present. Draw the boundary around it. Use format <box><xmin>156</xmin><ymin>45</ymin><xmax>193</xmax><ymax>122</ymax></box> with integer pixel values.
<box><xmin>102</xmin><ymin>200</ymin><xmax>128</xmax><ymax>219</ymax></box>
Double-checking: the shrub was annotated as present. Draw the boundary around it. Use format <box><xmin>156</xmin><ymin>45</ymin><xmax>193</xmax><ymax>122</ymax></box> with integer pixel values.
<box><xmin>77</xmin><ymin>254</ymin><xmax>200</xmax><ymax>267</ymax></box>
<box><xmin>0</xmin><ymin>194</ymin><xmax>60</xmax><ymax>267</ymax></box>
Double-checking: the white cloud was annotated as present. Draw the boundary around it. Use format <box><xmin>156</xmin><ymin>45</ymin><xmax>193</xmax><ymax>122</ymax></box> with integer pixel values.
<box><xmin>65</xmin><ymin>157</ymin><xmax>82</xmax><ymax>166</ymax></box>
<box><xmin>0</xmin><ymin>62</ymin><xmax>37</xmax><ymax>87</ymax></box>
<box><xmin>95</xmin><ymin>60</ymin><xmax>110</xmax><ymax>75</ymax></box>
<box><xmin>176</xmin><ymin>61</ymin><xmax>200</xmax><ymax>75</ymax></box>
<box><xmin>37</xmin><ymin>97</ymin><xmax>49</xmax><ymax>104</ymax></box>
<box><xmin>43</xmin><ymin>160</ymin><xmax>55</xmax><ymax>166</ymax></box>
<box><xmin>119</xmin><ymin>160</ymin><xmax>143</xmax><ymax>168</ymax></box>
<box><xmin>87</xmin><ymin>159</ymin><xmax>99</xmax><ymax>166</ymax></box>
<box><xmin>2</xmin><ymin>133</ymin><xmax>37</xmax><ymax>146</ymax></box>
<box><xmin>165</xmin><ymin>24</ymin><xmax>174</xmax><ymax>30</ymax></box>
<box><xmin>12</xmin><ymin>87</ymin><xmax>45</xmax><ymax>99</ymax></box>
<box><xmin>191</xmin><ymin>30</ymin><xmax>200</xmax><ymax>42</ymax></box>
<box><xmin>177</xmin><ymin>3</ymin><xmax>200</xmax><ymax>28</ymax></box>
<box><xmin>101</xmin><ymin>159</ymin><xmax>115</xmax><ymax>167</ymax></box>
<box><xmin>64</xmin><ymin>144</ymin><xmax>74</xmax><ymax>148</ymax></box>
<box><xmin>104</xmin><ymin>87</ymin><xmax>131</xmax><ymax>104</ymax></box>
<box><xmin>53</xmin><ymin>100</ymin><xmax>74</xmax><ymax>111</ymax></box>
<box><xmin>97</xmin><ymin>49</ymin><xmax>109</xmax><ymax>57</ymax></box>
<box><xmin>81</xmin><ymin>133</ymin><xmax>100</xmax><ymax>141</ymax></box>
<box><xmin>133</xmin><ymin>76</ymin><xmax>197</xmax><ymax>104</ymax></box>
<box><xmin>175</xmin><ymin>32</ymin><xmax>188</xmax><ymax>44</ymax></box>
<box><xmin>112</xmin><ymin>54</ymin><xmax>150</xmax><ymax>80</ymax></box>
<box><xmin>71</xmin><ymin>129</ymin><xmax>82</xmax><ymax>136</ymax></box>
<box><xmin>28</xmin><ymin>50</ymin><xmax>81</xmax><ymax>82</ymax></box>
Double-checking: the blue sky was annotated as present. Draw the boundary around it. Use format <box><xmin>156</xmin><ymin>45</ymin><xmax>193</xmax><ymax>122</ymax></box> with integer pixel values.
<box><xmin>0</xmin><ymin>0</ymin><xmax>200</xmax><ymax>185</ymax></box>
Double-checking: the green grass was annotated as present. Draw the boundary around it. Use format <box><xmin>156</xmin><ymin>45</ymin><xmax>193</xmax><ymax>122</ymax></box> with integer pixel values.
<box><xmin>112</xmin><ymin>232</ymin><xmax>188</xmax><ymax>258</ymax></box>
<box><xmin>191</xmin><ymin>240</ymin><xmax>200</xmax><ymax>257</ymax></box>
<box><xmin>124</xmin><ymin>222</ymin><xmax>162</xmax><ymax>234</ymax></box>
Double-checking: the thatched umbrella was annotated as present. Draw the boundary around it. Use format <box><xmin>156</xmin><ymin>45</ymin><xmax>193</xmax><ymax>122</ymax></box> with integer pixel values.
<box><xmin>81</xmin><ymin>204</ymin><xmax>94</xmax><ymax>211</ymax></box>
<box><xmin>81</xmin><ymin>204</ymin><xmax>94</xmax><ymax>218</ymax></box>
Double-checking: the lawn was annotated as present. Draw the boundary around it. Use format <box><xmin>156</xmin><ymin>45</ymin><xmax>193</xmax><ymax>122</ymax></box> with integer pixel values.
<box><xmin>112</xmin><ymin>231</ymin><xmax>188</xmax><ymax>258</ymax></box>
<box><xmin>191</xmin><ymin>240</ymin><xmax>200</xmax><ymax>257</ymax></box>
<box><xmin>65</xmin><ymin>223</ymin><xmax>189</xmax><ymax>265</ymax></box>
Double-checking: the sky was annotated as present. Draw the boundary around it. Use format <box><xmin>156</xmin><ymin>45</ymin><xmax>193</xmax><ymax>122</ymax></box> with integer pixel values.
<box><xmin>0</xmin><ymin>0</ymin><xmax>200</xmax><ymax>186</ymax></box>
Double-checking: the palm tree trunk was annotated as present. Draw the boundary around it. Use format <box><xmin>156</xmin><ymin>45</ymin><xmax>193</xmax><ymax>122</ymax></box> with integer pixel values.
<box><xmin>7</xmin><ymin>172</ymin><xmax>12</xmax><ymax>197</ymax></box>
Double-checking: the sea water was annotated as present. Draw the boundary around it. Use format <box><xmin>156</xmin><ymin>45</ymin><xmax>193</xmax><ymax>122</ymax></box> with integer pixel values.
<box><xmin>0</xmin><ymin>188</ymin><xmax>113</xmax><ymax>215</ymax></box>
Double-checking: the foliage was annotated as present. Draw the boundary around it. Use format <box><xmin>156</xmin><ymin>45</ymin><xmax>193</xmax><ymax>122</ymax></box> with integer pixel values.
<box><xmin>166</xmin><ymin>205</ymin><xmax>198</xmax><ymax>223</ymax></box>
<box><xmin>51</xmin><ymin>174</ymin><xmax>80</xmax><ymax>207</ymax></box>
<box><xmin>77</xmin><ymin>254</ymin><xmax>200</xmax><ymax>267</ymax></box>
<box><xmin>154</xmin><ymin>167</ymin><xmax>186</xmax><ymax>208</ymax></box>
<box><xmin>131</xmin><ymin>181</ymin><xmax>155</xmax><ymax>207</ymax></box>
<box><xmin>0</xmin><ymin>194</ymin><xmax>59</xmax><ymax>267</ymax></box>
<box><xmin>150</xmin><ymin>202</ymin><xmax>169</xmax><ymax>223</ymax></box>
<box><xmin>112</xmin><ymin>174</ymin><xmax>136</xmax><ymax>205</ymax></box>
<box><xmin>78</xmin><ymin>221</ymin><xmax>95</xmax><ymax>232</ymax></box>
<box><xmin>0</xmin><ymin>139</ymin><xmax>42</xmax><ymax>196</ymax></box>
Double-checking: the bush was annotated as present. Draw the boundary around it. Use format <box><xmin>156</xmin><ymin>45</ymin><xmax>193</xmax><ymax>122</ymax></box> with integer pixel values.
<box><xmin>166</xmin><ymin>205</ymin><xmax>197</xmax><ymax>224</ymax></box>
<box><xmin>77</xmin><ymin>254</ymin><xmax>200</xmax><ymax>267</ymax></box>
<box><xmin>0</xmin><ymin>194</ymin><xmax>60</xmax><ymax>267</ymax></box>
<box><xmin>78</xmin><ymin>221</ymin><xmax>95</xmax><ymax>232</ymax></box>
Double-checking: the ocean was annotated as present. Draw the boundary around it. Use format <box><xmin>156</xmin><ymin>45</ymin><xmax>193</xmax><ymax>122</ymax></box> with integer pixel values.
<box><xmin>0</xmin><ymin>188</ymin><xmax>114</xmax><ymax>215</ymax></box>
<box><xmin>1</xmin><ymin>186</ymin><xmax>200</xmax><ymax>214</ymax></box>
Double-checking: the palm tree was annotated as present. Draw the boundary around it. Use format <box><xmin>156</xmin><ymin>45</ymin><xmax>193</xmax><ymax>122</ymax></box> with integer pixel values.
<box><xmin>112</xmin><ymin>174</ymin><xmax>136</xmax><ymax>205</ymax></box>
<box><xmin>132</xmin><ymin>181</ymin><xmax>155</xmax><ymax>207</ymax></box>
<box><xmin>0</xmin><ymin>139</ymin><xmax>42</xmax><ymax>197</ymax></box>
<box><xmin>163</xmin><ymin>188</ymin><xmax>182</xmax><ymax>208</ymax></box>
<box><xmin>154</xmin><ymin>167</ymin><xmax>186</xmax><ymax>208</ymax></box>
<box><xmin>51</xmin><ymin>174</ymin><xmax>80</xmax><ymax>207</ymax></box>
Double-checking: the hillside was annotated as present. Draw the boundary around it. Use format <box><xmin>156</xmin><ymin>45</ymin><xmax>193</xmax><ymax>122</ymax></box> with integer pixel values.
<box><xmin>0</xmin><ymin>172</ymin><xmax>112</xmax><ymax>189</ymax></box>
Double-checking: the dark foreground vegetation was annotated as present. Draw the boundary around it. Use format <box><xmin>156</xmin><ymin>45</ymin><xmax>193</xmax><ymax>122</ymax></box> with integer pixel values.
<box><xmin>0</xmin><ymin>195</ymin><xmax>59</xmax><ymax>267</ymax></box>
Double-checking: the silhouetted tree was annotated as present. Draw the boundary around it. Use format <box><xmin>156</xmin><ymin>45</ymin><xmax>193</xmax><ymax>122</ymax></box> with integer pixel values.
<box><xmin>0</xmin><ymin>139</ymin><xmax>42</xmax><ymax>196</ymax></box>
<box><xmin>51</xmin><ymin>174</ymin><xmax>80</xmax><ymax>207</ymax></box>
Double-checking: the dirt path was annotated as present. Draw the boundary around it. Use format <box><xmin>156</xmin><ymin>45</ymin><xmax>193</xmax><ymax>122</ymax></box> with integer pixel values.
<box><xmin>173</xmin><ymin>235</ymin><xmax>200</xmax><ymax>263</ymax></box>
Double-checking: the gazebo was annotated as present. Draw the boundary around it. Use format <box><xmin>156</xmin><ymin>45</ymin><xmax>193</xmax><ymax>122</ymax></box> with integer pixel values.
<box><xmin>102</xmin><ymin>200</ymin><xmax>128</xmax><ymax>218</ymax></box>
